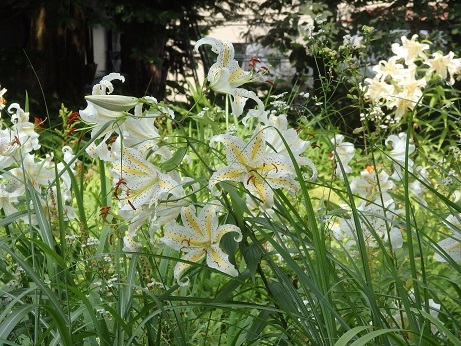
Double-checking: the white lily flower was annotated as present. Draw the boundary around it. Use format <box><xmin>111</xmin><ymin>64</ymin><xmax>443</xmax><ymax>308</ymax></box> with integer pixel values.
<box><xmin>160</xmin><ymin>203</ymin><xmax>242</xmax><ymax>286</ymax></box>
<box><xmin>195</xmin><ymin>37</ymin><xmax>265</xmax><ymax>120</ymax></box>
<box><xmin>2</xmin><ymin>154</ymin><xmax>55</xmax><ymax>193</ymax></box>
<box><xmin>57</xmin><ymin>146</ymin><xmax>76</xmax><ymax>190</ymax></box>
<box><xmin>209</xmin><ymin>126</ymin><xmax>298</xmax><ymax>210</ymax></box>
<box><xmin>425</xmin><ymin>51</ymin><xmax>461</xmax><ymax>85</ymax></box>
<box><xmin>85</xmin><ymin>133</ymin><xmax>120</xmax><ymax>162</ymax></box>
<box><xmin>8</xmin><ymin>103</ymin><xmax>41</xmax><ymax>155</ymax></box>
<box><xmin>372</xmin><ymin>56</ymin><xmax>404</xmax><ymax>81</ymax></box>
<box><xmin>80</xmin><ymin>73</ymin><xmax>137</xmax><ymax>139</ymax></box>
<box><xmin>0</xmin><ymin>186</ymin><xmax>19</xmax><ymax>216</ymax></box>
<box><xmin>435</xmin><ymin>237</ymin><xmax>461</xmax><ymax>262</ymax></box>
<box><xmin>435</xmin><ymin>214</ymin><xmax>461</xmax><ymax>262</ymax></box>
<box><xmin>330</xmin><ymin>134</ymin><xmax>355</xmax><ymax>178</ymax></box>
<box><xmin>0</xmin><ymin>85</ymin><xmax>6</xmax><ymax>111</ymax></box>
<box><xmin>123</xmin><ymin>233</ymin><xmax>143</xmax><ymax>255</ymax></box>
<box><xmin>118</xmin><ymin>176</ymin><xmax>190</xmax><ymax>235</ymax></box>
<box><xmin>391</xmin><ymin>34</ymin><xmax>429</xmax><ymax>65</ymax></box>
<box><xmin>350</xmin><ymin>167</ymin><xmax>395</xmax><ymax>205</ymax></box>
<box><xmin>409</xmin><ymin>166</ymin><xmax>428</xmax><ymax>206</ymax></box>
<box><xmin>261</xmin><ymin>112</ymin><xmax>317</xmax><ymax>180</ymax></box>
<box><xmin>363</xmin><ymin>77</ymin><xmax>394</xmax><ymax>103</ymax></box>
<box><xmin>0</xmin><ymin>128</ymin><xmax>17</xmax><ymax>169</ymax></box>
<box><xmin>389</xmin><ymin>74</ymin><xmax>426</xmax><ymax>121</ymax></box>
<box><xmin>121</xmin><ymin>103</ymin><xmax>161</xmax><ymax>154</ymax></box>
<box><xmin>385</xmin><ymin>132</ymin><xmax>415</xmax><ymax>179</ymax></box>
<box><xmin>111</xmin><ymin>143</ymin><xmax>183</xmax><ymax>211</ymax></box>
<box><xmin>336</xmin><ymin>201</ymin><xmax>403</xmax><ymax>249</ymax></box>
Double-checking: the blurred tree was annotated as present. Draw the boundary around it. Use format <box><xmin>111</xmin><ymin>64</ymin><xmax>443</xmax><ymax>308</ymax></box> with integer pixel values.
<box><xmin>0</xmin><ymin>0</ymin><xmax>89</xmax><ymax>115</ymax></box>
<box><xmin>88</xmin><ymin>0</ymin><xmax>255</xmax><ymax>100</ymax></box>
<box><xmin>0</xmin><ymin>0</ymin><xmax>256</xmax><ymax>117</ymax></box>
<box><xmin>244</xmin><ymin>0</ymin><xmax>461</xmax><ymax>132</ymax></box>
<box><xmin>247</xmin><ymin>0</ymin><xmax>461</xmax><ymax>81</ymax></box>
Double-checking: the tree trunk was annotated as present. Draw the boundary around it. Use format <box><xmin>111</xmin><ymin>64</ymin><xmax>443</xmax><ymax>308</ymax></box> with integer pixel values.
<box><xmin>27</xmin><ymin>2</ymin><xmax>87</xmax><ymax>117</ymax></box>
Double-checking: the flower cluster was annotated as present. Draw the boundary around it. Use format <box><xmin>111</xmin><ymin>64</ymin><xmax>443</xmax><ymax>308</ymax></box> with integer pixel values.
<box><xmin>330</xmin><ymin>131</ymin><xmax>429</xmax><ymax>250</ymax></box>
<box><xmin>79</xmin><ymin>38</ymin><xmax>319</xmax><ymax>285</ymax></box>
<box><xmin>0</xmin><ymin>93</ymin><xmax>76</xmax><ymax>221</ymax></box>
<box><xmin>80</xmin><ymin>73</ymin><xmax>190</xmax><ymax>254</ymax></box>
<box><xmin>363</xmin><ymin>34</ymin><xmax>461</xmax><ymax>123</ymax></box>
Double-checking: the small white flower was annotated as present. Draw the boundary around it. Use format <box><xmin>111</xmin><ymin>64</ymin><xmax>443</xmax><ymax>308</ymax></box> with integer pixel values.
<box><xmin>350</xmin><ymin>167</ymin><xmax>395</xmax><ymax>205</ymax></box>
<box><xmin>385</xmin><ymin>132</ymin><xmax>415</xmax><ymax>179</ymax></box>
<box><xmin>330</xmin><ymin>134</ymin><xmax>355</xmax><ymax>178</ymax></box>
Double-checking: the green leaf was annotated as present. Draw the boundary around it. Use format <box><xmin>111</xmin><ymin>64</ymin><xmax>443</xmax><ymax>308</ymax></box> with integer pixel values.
<box><xmin>412</xmin><ymin>308</ymin><xmax>461</xmax><ymax>345</ymax></box>
<box><xmin>0</xmin><ymin>210</ymin><xmax>29</xmax><ymax>228</ymax></box>
<box><xmin>242</xmin><ymin>242</ymin><xmax>261</xmax><ymax>280</ymax></box>
<box><xmin>247</xmin><ymin>310</ymin><xmax>271</xmax><ymax>341</ymax></box>
<box><xmin>267</xmin><ymin>281</ymin><xmax>298</xmax><ymax>315</ymax></box>
<box><xmin>213</xmin><ymin>270</ymin><xmax>251</xmax><ymax>304</ymax></box>
<box><xmin>333</xmin><ymin>326</ymin><xmax>371</xmax><ymax>346</ymax></box>
<box><xmin>190</xmin><ymin>115</ymin><xmax>220</xmax><ymax>131</ymax></box>
<box><xmin>0</xmin><ymin>245</ymin><xmax>69</xmax><ymax>328</ymax></box>
<box><xmin>160</xmin><ymin>146</ymin><xmax>187</xmax><ymax>172</ymax></box>
<box><xmin>0</xmin><ymin>304</ymin><xmax>36</xmax><ymax>340</ymax></box>
<box><xmin>26</xmin><ymin>237</ymin><xmax>66</xmax><ymax>268</ymax></box>
<box><xmin>349</xmin><ymin>328</ymin><xmax>405</xmax><ymax>346</ymax></box>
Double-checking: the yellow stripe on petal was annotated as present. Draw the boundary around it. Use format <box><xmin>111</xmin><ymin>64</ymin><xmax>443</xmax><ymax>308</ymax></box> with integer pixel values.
<box><xmin>221</xmin><ymin>43</ymin><xmax>230</xmax><ymax>66</ymax></box>
<box><xmin>182</xmin><ymin>205</ymin><xmax>203</xmax><ymax>238</ymax></box>
<box><xmin>207</xmin><ymin>246</ymin><xmax>238</xmax><ymax>277</ymax></box>
<box><xmin>174</xmin><ymin>249</ymin><xmax>206</xmax><ymax>286</ymax></box>
<box><xmin>250</xmin><ymin>129</ymin><xmax>265</xmax><ymax>162</ymax></box>
<box><xmin>229</xmin><ymin>67</ymin><xmax>251</xmax><ymax>85</ymax></box>
<box><xmin>213</xmin><ymin>224</ymin><xmax>242</xmax><ymax>243</ymax></box>
<box><xmin>220</xmin><ymin>138</ymin><xmax>244</xmax><ymax>161</ymax></box>
<box><xmin>209</xmin><ymin>166</ymin><xmax>245</xmax><ymax>190</ymax></box>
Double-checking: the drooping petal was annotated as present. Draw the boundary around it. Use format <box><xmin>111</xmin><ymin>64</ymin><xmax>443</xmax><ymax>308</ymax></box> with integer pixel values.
<box><xmin>174</xmin><ymin>249</ymin><xmax>206</xmax><ymax>286</ymax></box>
<box><xmin>208</xmin><ymin>65</ymin><xmax>233</xmax><ymax>94</ymax></box>
<box><xmin>92</xmin><ymin>73</ymin><xmax>125</xmax><ymax>95</ymax></box>
<box><xmin>112</xmin><ymin>146</ymin><xmax>179</xmax><ymax>209</ymax></box>
<box><xmin>209</xmin><ymin>165</ymin><xmax>246</xmax><ymax>191</ymax></box>
<box><xmin>210</xmin><ymin>133</ymin><xmax>248</xmax><ymax>165</ymax></box>
<box><xmin>180</xmin><ymin>204</ymin><xmax>205</xmax><ymax>239</ymax></box>
<box><xmin>199</xmin><ymin>203</ymin><xmax>221</xmax><ymax>240</ymax></box>
<box><xmin>206</xmin><ymin>245</ymin><xmax>239</xmax><ymax>277</ymax></box>
<box><xmin>232</xmin><ymin>88</ymin><xmax>265</xmax><ymax>118</ymax></box>
<box><xmin>246</xmin><ymin>176</ymin><xmax>275</xmax><ymax>209</ymax></box>
<box><xmin>213</xmin><ymin>224</ymin><xmax>243</xmax><ymax>244</ymax></box>
<box><xmin>247</xmin><ymin>127</ymin><xmax>266</xmax><ymax>162</ymax></box>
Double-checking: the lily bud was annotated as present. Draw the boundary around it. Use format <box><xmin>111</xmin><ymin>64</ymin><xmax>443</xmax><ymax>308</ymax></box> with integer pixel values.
<box><xmin>85</xmin><ymin>95</ymin><xmax>138</xmax><ymax>112</ymax></box>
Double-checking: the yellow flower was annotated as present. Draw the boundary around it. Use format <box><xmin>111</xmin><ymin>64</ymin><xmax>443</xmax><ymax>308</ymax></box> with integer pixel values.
<box><xmin>160</xmin><ymin>203</ymin><xmax>242</xmax><ymax>286</ymax></box>
<box><xmin>195</xmin><ymin>37</ymin><xmax>264</xmax><ymax>119</ymax></box>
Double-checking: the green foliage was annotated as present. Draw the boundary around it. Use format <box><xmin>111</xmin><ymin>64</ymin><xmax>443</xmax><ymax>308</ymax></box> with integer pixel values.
<box><xmin>1</xmin><ymin>24</ymin><xmax>461</xmax><ymax>346</ymax></box>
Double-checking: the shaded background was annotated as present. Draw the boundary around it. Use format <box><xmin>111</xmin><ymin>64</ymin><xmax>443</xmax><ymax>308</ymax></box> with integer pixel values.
<box><xmin>1</xmin><ymin>0</ymin><xmax>460</xmax><ymax>123</ymax></box>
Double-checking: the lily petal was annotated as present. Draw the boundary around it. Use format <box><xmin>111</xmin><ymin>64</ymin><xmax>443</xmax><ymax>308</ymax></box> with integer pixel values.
<box><xmin>207</xmin><ymin>245</ymin><xmax>239</xmax><ymax>277</ymax></box>
<box><xmin>174</xmin><ymin>249</ymin><xmax>206</xmax><ymax>286</ymax></box>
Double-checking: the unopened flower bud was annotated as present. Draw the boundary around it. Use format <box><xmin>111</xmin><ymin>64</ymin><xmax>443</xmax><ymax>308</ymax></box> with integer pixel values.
<box><xmin>85</xmin><ymin>95</ymin><xmax>138</xmax><ymax>112</ymax></box>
